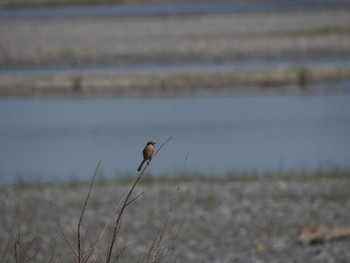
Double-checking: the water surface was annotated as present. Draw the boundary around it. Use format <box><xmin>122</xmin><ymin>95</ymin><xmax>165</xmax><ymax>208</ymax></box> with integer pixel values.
<box><xmin>1</xmin><ymin>1</ymin><xmax>349</xmax><ymax>20</ymax></box>
<box><xmin>1</xmin><ymin>95</ymin><xmax>350</xmax><ymax>183</ymax></box>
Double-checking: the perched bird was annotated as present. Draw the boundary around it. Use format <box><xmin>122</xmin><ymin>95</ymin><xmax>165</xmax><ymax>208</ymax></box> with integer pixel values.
<box><xmin>137</xmin><ymin>140</ymin><xmax>156</xmax><ymax>171</ymax></box>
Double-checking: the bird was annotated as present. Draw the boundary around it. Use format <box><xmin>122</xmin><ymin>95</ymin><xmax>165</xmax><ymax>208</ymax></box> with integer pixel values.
<box><xmin>137</xmin><ymin>140</ymin><xmax>156</xmax><ymax>171</ymax></box>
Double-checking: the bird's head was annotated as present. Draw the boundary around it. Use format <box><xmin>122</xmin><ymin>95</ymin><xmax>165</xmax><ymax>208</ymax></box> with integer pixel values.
<box><xmin>147</xmin><ymin>140</ymin><xmax>156</xmax><ymax>146</ymax></box>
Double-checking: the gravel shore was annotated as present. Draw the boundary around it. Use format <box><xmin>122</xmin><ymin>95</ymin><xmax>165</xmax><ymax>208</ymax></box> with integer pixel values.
<box><xmin>1</xmin><ymin>8</ymin><xmax>350</xmax><ymax>97</ymax></box>
<box><xmin>2</xmin><ymin>10</ymin><xmax>349</xmax><ymax>67</ymax></box>
<box><xmin>1</xmin><ymin>174</ymin><xmax>350</xmax><ymax>262</ymax></box>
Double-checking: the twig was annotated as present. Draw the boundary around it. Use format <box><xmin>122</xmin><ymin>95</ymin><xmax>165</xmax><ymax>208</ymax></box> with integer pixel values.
<box><xmin>106</xmin><ymin>136</ymin><xmax>172</xmax><ymax>263</ymax></box>
<box><xmin>85</xmin><ymin>188</ymin><xmax>143</xmax><ymax>263</ymax></box>
<box><xmin>86</xmin><ymin>187</ymin><xmax>133</xmax><ymax>262</ymax></box>
<box><xmin>12</xmin><ymin>224</ymin><xmax>41</xmax><ymax>263</ymax></box>
<box><xmin>58</xmin><ymin>160</ymin><xmax>101</xmax><ymax>262</ymax></box>
<box><xmin>87</xmin><ymin>193</ymin><xmax>126</xmax><ymax>261</ymax></box>
<box><xmin>0</xmin><ymin>240</ymin><xmax>10</xmax><ymax>262</ymax></box>
<box><xmin>57</xmin><ymin>222</ymin><xmax>78</xmax><ymax>258</ymax></box>
<box><xmin>153</xmin><ymin>136</ymin><xmax>173</xmax><ymax>159</ymax></box>
<box><xmin>125</xmin><ymin>191</ymin><xmax>144</xmax><ymax>207</ymax></box>
<box><xmin>106</xmin><ymin>167</ymin><xmax>146</xmax><ymax>262</ymax></box>
<box><xmin>163</xmin><ymin>217</ymin><xmax>185</xmax><ymax>262</ymax></box>
<box><xmin>77</xmin><ymin>160</ymin><xmax>101</xmax><ymax>263</ymax></box>
<box><xmin>146</xmin><ymin>152</ymin><xmax>187</xmax><ymax>263</ymax></box>
<box><xmin>113</xmin><ymin>242</ymin><xmax>132</xmax><ymax>263</ymax></box>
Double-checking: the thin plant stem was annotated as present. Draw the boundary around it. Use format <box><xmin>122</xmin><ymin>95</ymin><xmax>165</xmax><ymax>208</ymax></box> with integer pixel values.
<box><xmin>77</xmin><ymin>159</ymin><xmax>101</xmax><ymax>263</ymax></box>
<box><xmin>147</xmin><ymin>152</ymin><xmax>187</xmax><ymax>262</ymax></box>
<box><xmin>106</xmin><ymin>136</ymin><xmax>172</xmax><ymax>263</ymax></box>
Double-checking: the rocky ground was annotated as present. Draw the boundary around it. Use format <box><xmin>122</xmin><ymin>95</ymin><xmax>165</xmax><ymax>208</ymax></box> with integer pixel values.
<box><xmin>0</xmin><ymin>6</ymin><xmax>350</xmax><ymax>97</ymax></box>
<box><xmin>1</xmin><ymin>173</ymin><xmax>350</xmax><ymax>262</ymax></box>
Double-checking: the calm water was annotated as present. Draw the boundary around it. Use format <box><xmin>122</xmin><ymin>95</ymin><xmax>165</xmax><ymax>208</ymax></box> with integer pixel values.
<box><xmin>1</xmin><ymin>1</ymin><xmax>349</xmax><ymax>20</ymax></box>
<box><xmin>1</xmin><ymin>95</ymin><xmax>350</xmax><ymax>183</ymax></box>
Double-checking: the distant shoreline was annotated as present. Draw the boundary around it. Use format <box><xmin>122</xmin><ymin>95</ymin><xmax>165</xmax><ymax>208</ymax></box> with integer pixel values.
<box><xmin>1</xmin><ymin>62</ymin><xmax>350</xmax><ymax>98</ymax></box>
<box><xmin>1</xmin><ymin>6</ymin><xmax>349</xmax><ymax>98</ymax></box>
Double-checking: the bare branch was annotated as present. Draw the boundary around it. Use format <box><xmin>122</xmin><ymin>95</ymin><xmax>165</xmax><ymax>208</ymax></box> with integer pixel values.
<box><xmin>23</xmin><ymin>228</ymin><xmax>41</xmax><ymax>263</ymax></box>
<box><xmin>11</xmin><ymin>224</ymin><xmax>41</xmax><ymax>263</ymax></box>
<box><xmin>87</xmin><ymin>190</ymin><xmax>143</xmax><ymax>261</ymax></box>
<box><xmin>125</xmin><ymin>191</ymin><xmax>144</xmax><ymax>207</ymax></box>
<box><xmin>106</xmin><ymin>137</ymin><xmax>172</xmax><ymax>263</ymax></box>
<box><xmin>147</xmin><ymin>152</ymin><xmax>187</xmax><ymax>262</ymax></box>
<box><xmin>153</xmin><ymin>136</ymin><xmax>173</xmax><ymax>159</ymax></box>
<box><xmin>106</xmin><ymin>173</ymin><xmax>141</xmax><ymax>262</ymax></box>
<box><xmin>163</xmin><ymin>218</ymin><xmax>185</xmax><ymax>262</ymax></box>
<box><xmin>57</xmin><ymin>222</ymin><xmax>78</xmax><ymax>258</ymax></box>
<box><xmin>112</xmin><ymin>242</ymin><xmax>132</xmax><ymax>263</ymax></box>
<box><xmin>78</xmin><ymin>159</ymin><xmax>101</xmax><ymax>262</ymax></box>
<box><xmin>0</xmin><ymin>240</ymin><xmax>10</xmax><ymax>262</ymax></box>
<box><xmin>86</xmin><ymin>190</ymin><xmax>128</xmax><ymax>261</ymax></box>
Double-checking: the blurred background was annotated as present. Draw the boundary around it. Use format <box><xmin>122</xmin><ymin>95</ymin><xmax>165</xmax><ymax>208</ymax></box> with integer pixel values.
<box><xmin>1</xmin><ymin>0</ymin><xmax>350</xmax><ymax>183</ymax></box>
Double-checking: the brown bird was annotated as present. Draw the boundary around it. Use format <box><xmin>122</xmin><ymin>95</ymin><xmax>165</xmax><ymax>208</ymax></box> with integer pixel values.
<box><xmin>137</xmin><ymin>140</ymin><xmax>156</xmax><ymax>171</ymax></box>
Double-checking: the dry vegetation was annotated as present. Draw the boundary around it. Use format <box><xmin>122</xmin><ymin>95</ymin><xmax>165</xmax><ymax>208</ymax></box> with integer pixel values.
<box><xmin>1</xmin><ymin>168</ymin><xmax>350</xmax><ymax>262</ymax></box>
<box><xmin>1</xmin><ymin>137</ymin><xmax>184</xmax><ymax>262</ymax></box>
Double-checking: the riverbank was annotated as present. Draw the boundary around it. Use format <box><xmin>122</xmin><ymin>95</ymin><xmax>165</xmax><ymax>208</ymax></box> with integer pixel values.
<box><xmin>1</xmin><ymin>7</ymin><xmax>349</xmax><ymax>97</ymax></box>
<box><xmin>1</xmin><ymin>62</ymin><xmax>350</xmax><ymax>98</ymax></box>
<box><xmin>1</xmin><ymin>170</ymin><xmax>350</xmax><ymax>261</ymax></box>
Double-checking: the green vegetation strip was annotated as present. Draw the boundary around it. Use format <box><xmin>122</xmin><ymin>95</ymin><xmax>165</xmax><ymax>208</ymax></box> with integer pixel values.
<box><xmin>4</xmin><ymin>167</ymin><xmax>349</xmax><ymax>191</ymax></box>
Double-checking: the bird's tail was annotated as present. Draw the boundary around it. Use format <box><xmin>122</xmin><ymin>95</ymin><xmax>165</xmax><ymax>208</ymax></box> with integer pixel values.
<box><xmin>137</xmin><ymin>160</ymin><xmax>146</xmax><ymax>172</ymax></box>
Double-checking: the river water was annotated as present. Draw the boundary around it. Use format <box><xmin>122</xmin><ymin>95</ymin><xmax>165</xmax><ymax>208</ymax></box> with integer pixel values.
<box><xmin>1</xmin><ymin>1</ymin><xmax>349</xmax><ymax>20</ymax></box>
<box><xmin>0</xmin><ymin>94</ymin><xmax>349</xmax><ymax>183</ymax></box>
